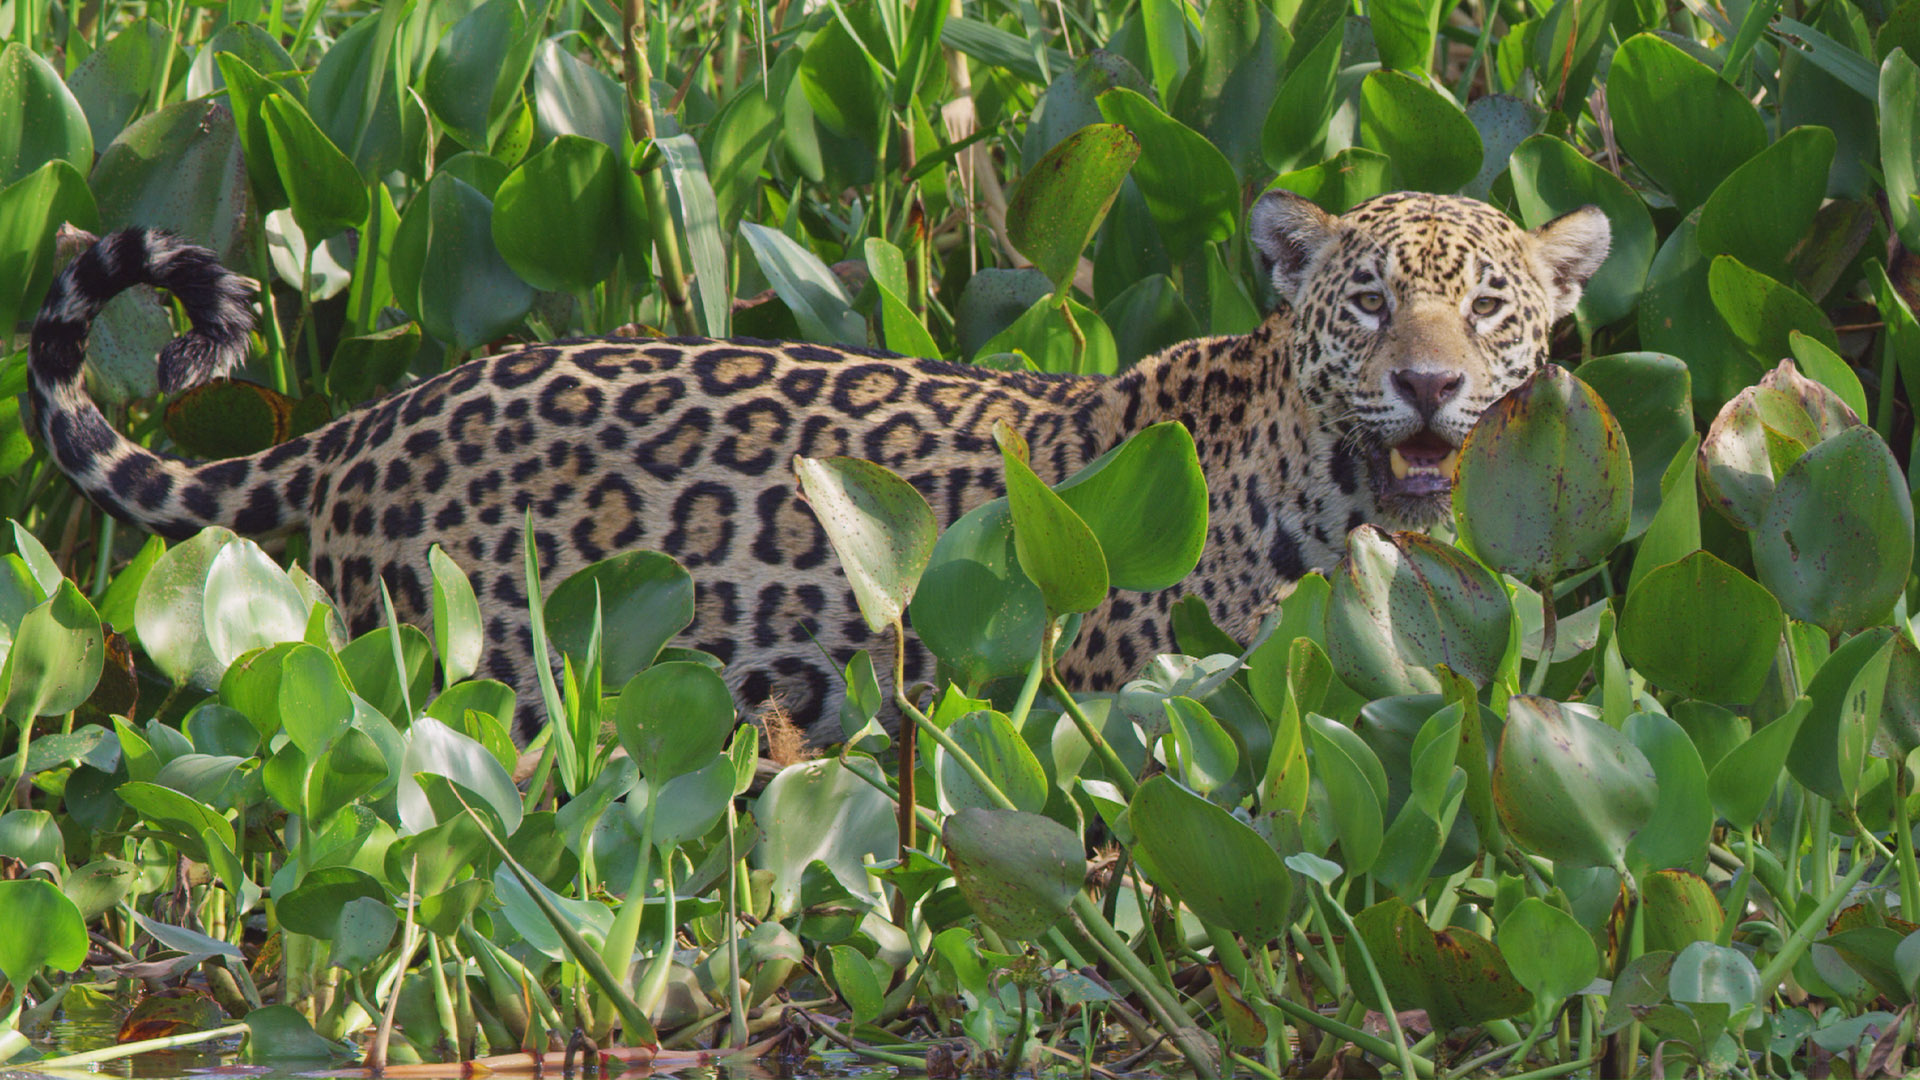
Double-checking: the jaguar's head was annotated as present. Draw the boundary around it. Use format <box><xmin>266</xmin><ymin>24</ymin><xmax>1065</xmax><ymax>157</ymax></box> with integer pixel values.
<box><xmin>1249</xmin><ymin>189</ymin><xmax>1611</xmax><ymax>525</ymax></box>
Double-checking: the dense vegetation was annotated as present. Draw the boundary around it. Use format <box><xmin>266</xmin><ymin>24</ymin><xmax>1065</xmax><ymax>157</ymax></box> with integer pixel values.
<box><xmin>1</xmin><ymin>0</ymin><xmax>1920</xmax><ymax>1076</ymax></box>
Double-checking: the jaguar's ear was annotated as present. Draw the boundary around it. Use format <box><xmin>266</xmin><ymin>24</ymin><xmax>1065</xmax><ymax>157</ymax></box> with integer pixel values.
<box><xmin>1249</xmin><ymin>190</ymin><xmax>1339</xmax><ymax>305</ymax></box>
<box><xmin>1530</xmin><ymin>205</ymin><xmax>1611</xmax><ymax>321</ymax></box>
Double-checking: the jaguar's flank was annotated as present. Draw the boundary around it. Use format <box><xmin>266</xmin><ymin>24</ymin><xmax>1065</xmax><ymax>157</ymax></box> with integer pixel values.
<box><xmin>28</xmin><ymin>190</ymin><xmax>1610</xmax><ymax>742</ymax></box>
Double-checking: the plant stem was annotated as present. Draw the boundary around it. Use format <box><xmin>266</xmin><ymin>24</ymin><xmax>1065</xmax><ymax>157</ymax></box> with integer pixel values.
<box><xmin>27</xmin><ymin>1021</ymin><xmax>252</xmax><ymax>1068</ymax></box>
<box><xmin>623</xmin><ymin>0</ymin><xmax>699</xmax><ymax>335</ymax></box>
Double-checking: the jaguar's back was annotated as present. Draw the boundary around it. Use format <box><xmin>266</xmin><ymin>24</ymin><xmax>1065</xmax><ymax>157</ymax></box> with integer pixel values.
<box><xmin>29</xmin><ymin>191</ymin><xmax>1611</xmax><ymax>742</ymax></box>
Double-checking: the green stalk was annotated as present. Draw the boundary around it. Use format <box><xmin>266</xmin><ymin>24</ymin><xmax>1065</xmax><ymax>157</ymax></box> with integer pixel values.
<box><xmin>252</xmin><ymin>227</ymin><xmax>295</xmax><ymax>396</ymax></box>
<box><xmin>26</xmin><ymin>1022</ymin><xmax>252</xmax><ymax>1068</ymax></box>
<box><xmin>1310</xmin><ymin>884</ymin><xmax>1421</xmax><ymax>1080</ymax></box>
<box><xmin>622</xmin><ymin>0</ymin><xmax>698</xmax><ymax>335</ymax></box>
<box><xmin>1048</xmin><ymin>667</ymin><xmax>1137</xmax><ymax>798</ymax></box>
<box><xmin>1894</xmin><ymin>766</ymin><xmax>1920</xmax><ymax>920</ymax></box>
<box><xmin>1070</xmin><ymin>894</ymin><xmax>1220</xmax><ymax>1078</ymax></box>
<box><xmin>1754</xmin><ymin>837</ymin><xmax>1874</xmax><ymax>992</ymax></box>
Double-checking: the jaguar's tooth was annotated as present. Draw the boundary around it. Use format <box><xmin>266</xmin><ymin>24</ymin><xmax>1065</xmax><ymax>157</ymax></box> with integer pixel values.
<box><xmin>1390</xmin><ymin>448</ymin><xmax>1409</xmax><ymax>479</ymax></box>
<box><xmin>1440</xmin><ymin>450</ymin><xmax>1459</xmax><ymax>480</ymax></box>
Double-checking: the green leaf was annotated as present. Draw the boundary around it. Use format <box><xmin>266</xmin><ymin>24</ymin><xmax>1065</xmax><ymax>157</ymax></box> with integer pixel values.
<box><xmin>1498</xmin><ymin>898</ymin><xmax>1599</xmax><ymax>1005</ymax></box>
<box><xmin>1165</xmin><ymin>697</ymin><xmax>1239</xmax><ymax>796</ymax></box>
<box><xmin>794</xmin><ymin>455</ymin><xmax>937</xmax><ymax>632</ymax></box>
<box><xmin>1268</xmin><ymin>148</ymin><xmax>1395</xmax><ymax>214</ymax></box>
<box><xmin>1005</xmin><ymin>123</ymin><xmax>1139</xmax><ymax>296</ymax></box>
<box><xmin>943</xmin><ymin>808</ymin><xmax>1083</xmax><ymax>940</ymax></box>
<box><xmin>2</xmin><ymin>581</ymin><xmax>103</xmax><ymax>724</ymax></box>
<box><xmin>798</xmin><ymin>1</ymin><xmax>887</xmax><ymax>143</ymax></box>
<box><xmin>420</xmin><ymin>0</ymin><xmax>528</xmax><ymax>151</ymax></box>
<box><xmin>428</xmin><ymin>545</ymin><xmax>482</xmax><ymax>686</ymax></box>
<box><xmin>937</xmin><ymin>710</ymin><xmax>1048</xmax><ymax>814</ymax></box>
<box><xmin>0</xmin><ymin>879</ymin><xmax>88</xmax><ymax>987</ymax></box>
<box><xmin>0</xmin><ymin>160</ymin><xmax>99</xmax><ymax>340</ymax></box>
<box><xmin>1326</xmin><ymin>527</ymin><xmax>1512</xmax><ymax>697</ymax></box>
<box><xmin>69</xmin><ymin>20</ymin><xmax>176</xmax><ymax>150</ymax></box>
<box><xmin>1130</xmin><ymin>774</ymin><xmax>1295</xmax><ymax>942</ymax></box>
<box><xmin>0</xmin><ymin>42</ymin><xmax>93</xmax><ymax>187</ymax></box>
<box><xmin>261</xmin><ymin>95</ymin><xmax>367</xmax><ymax>242</ymax></box>
<box><xmin>391</xmin><ymin>172</ymin><xmax>533</xmax><ymax>351</ymax></box>
<box><xmin>1697</xmin><ymin>126</ymin><xmax>1836</xmax><ymax>279</ymax></box>
<box><xmin>1791</xmin><ymin>628</ymin><xmax>1892</xmax><ymax>807</ymax></box>
<box><xmin>1622</xmin><ymin>711</ymin><xmax>1714</xmax><ymax>876</ymax></box>
<box><xmin>1619</xmin><ymin>552</ymin><xmax>1783</xmax><ymax>703</ymax></box>
<box><xmin>492</xmin><ymin>134</ymin><xmax>620</xmax><ymax>294</ymax></box>
<box><xmin>1577</xmin><ymin>353</ymin><xmax>1692</xmax><ymax>539</ymax></box>
<box><xmin>1053</xmin><ymin>422</ymin><xmax>1207</xmax><ymax>592</ymax></box>
<box><xmin>203</xmin><ymin>539</ymin><xmax>309</xmax><ymax>667</ymax></box>
<box><xmin>1883</xmin><ymin>49</ymin><xmax>1920</xmax><ymax>251</ymax></box>
<box><xmin>1788</xmin><ymin>332</ymin><xmax>1870</xmax><ymax>421</ymax></box>
<box><xmin>1607</xmin><ymin>33</ymin><xmax>1767</xmax><ymax>211</ymax></box>
<box><xmin>1463</xmin><ymin>94</ymin><xmax>1541</xmax><ymax>202</ymax></box>
<box><xmin>1494</xmin><ymin>696</ymin><xmax>1657</xmax><ymax>870</ymax></box>
<box><xmin>544</xmin><ymin>550</ymin><xmax>694</xmax><ymax>688</ymax></box>
<box><xmin>1357</xmin><ymin>70</ymin><xmax>1483</xmax><ymax>193</ymax></box>
<box><xmin>1453</xmin><ymin>366</ymin><xmax>1632</xmax><ymax>581</ymax></box>
<box><xmin>909</xmin><ymin>499</ymin><xmax>1049</xmax><ymax>690</ymax></box>
<box><xmin>1096</xmin><ymin>89</ymin><xmax>1239</xmax><ymax>260</ymax></box>
<box><xmin>740</xmin><ymin>223</ymin><xmax>864</xmax><ymax>345</ymax></box>
<box><xmin>1349</xmin><ymin>898</ymin><xmax>1534</xmax><ymax>1032</ymax></box>
<box><xmin>1371</xmin><ymin>0</ymin><xmax>1442</xmax><ymax>71</ymax></box>
<box><xmin>1305</xmin><ymin>712</ymin><xmax>1388</xmax><ymax>874</ymax></box>
<box><xmin>976</xmin><ymin>294</ymin><xmax>1119</xmax><ymax>375</ymax></box>
<box><xmin>91</xmin><ymin>99</ymin><xmax>251</xmax><ymax>264</ymax></box>
<box><xmin>998</xmin><ymin>425</ymin><xmax>1109</xmax><ymax>615</ymax></box>
<box><xmin>1639</xmin><ymin>216</ymin><xmax>1760</xmax><ymax>419</ymax></box>
<box><xmin>1708</xmin><ymin>698</ymin><xmax>1808</xmax><ymax>830</ymax></box>
<box><xmin>1509</xmin><ymin>135</ymin><xmax>1657</xmax><ymax>332</ymax></box>
<box><xmin>1262</xmin><ymin>17</ymin><xmax>1344</xmax><ymax>173</ymax></box>
<box><xmin>864</xmin><ymin>236</ymin><xmax>940</xmax><ymax>360</ymax></box>
<box><xmin>614</xmin><ymin>661</ymin><xmax>735</xmax><ymax>783</ymax></box>
<box><xmin>1752</xmin><ymin>427</ymin><xmax>1913</xmax><ymax>633</ymax></box>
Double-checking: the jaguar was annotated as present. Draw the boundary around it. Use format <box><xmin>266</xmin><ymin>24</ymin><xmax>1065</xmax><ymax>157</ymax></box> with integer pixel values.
<box><xmin>29</xmin><ymin>190</ymin><xmax>1610</xmax><ymax>743</ymax></box>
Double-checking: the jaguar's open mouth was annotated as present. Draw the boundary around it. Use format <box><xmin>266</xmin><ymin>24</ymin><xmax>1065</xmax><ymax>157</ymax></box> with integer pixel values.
<box><xmin>1367</xmin><ymin>430</ymin><xmax>1460</xmax><ymax>518</ymax></box>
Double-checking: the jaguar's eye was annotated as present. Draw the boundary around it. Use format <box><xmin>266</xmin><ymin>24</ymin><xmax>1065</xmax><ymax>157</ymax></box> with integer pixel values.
<box><xmin>1353</xmin><ymin>291</ymin><xmax>1386</xmax><ymax>314</ymax></box>
<box><xmin>1471</xmin><ymin>296</ymin><xmax>1500</xmax><ymax>317</ymax></box>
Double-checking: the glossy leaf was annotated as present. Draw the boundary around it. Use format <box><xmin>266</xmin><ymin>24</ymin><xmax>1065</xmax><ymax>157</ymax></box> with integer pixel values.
<box><xmin>1262</xmin><ymin>19</ymin><xmax>1343</xmax><ymax>173</ymax></box>
<box><xmin>795</xmin><ymin>455</ymin><xmax>937</xmax><ymax>632</ymax></box>
<box><xmin>1509</xmin><ymin>135</ymin><xmax>1657</xmax><ymax>331</ymax></box>
<box><xmin>1495</xmin><ymin>696</ymin><xmax>1657</xmax><ymax>870</ymax></box>
<box><xmin>1884</xmin><ymin>49</ymin><xmax>1920</xmax><ymax>251</ymax></box>
<box><xmin>1130</xmin><ymin>774</ymin><xmax>1294</xmax><ymax>942</ymax></box>
<box><xmin>1357</xmin><ymin>70</ymin><xmax>1482</xmax><ymax>193</ymax></box>
<box><xmin>1005</xmin><ymin>123</ymin><xmax>1139</xmax><ymax>295</ymax></box>
<box><xmin>1454</xmin><ymin>366</ymin><xmax>1631</xmax><ymax>581</ymax></box>
<box><xmin>909</xmin><ymin>499</ymin><xmax>1049</xmax><ymax>690</ymax></box>
<box><xmin>544</xmin><ymin>550</ymin><xmax>694</xmax><ymax>687</ymax></box>
<box><xmin>937</xmin><ymin>710</ymin><xmax>1048</xmax><ymax>814</ymax></box>
<box><xmin>492</xmin><ymin>134</ymin><xmax>620</xmax><ymax>294</ymax></box>
<box><xmin>740</xmin><ymin>222</ymin><xmax>864</xmax><ymax>345</ymax></box>
<box><xmin>943</xmin><ymin>808</ymin><xmax>1083</xmax><ymax>940</ymax></box>
<box><xmin>1498</xmin><ymin>898</ymin><xmax>1599</xmax><ymax>1005</ymax></box>
<box><xmin>1348</xmin><ymin>898</ymin><xmax>1534</xmax><ymax>1032</ymax></box>
<box><xmin>1708</xmin><ymin>255</ymin><xmax>1840</xmax><ymax>364</ymax></box>
<box><xmin>1</xmin><ymin>578</ymin><xmax>102</xmax><ymax>725</ymax></box>
<box><xmin>613</xmin><ymin>662</ymin><xmax>734</xmax><ymax>783</ymax></box>
<box><xmin>1753</xmin><ymin>427</ymin><xmax>1913</xmax><ymax>633</ymax></box>
<box><xmin>0</xmin><ymin>42</ymin><xmax>92</xmax><ymax>186</ymax></box>
<box><xmin>998</xmin><ymin>424</ymin><xmax>1108</xmax><ymax>615</ymax></box>
<box><xmin>1619</xmin><ymin>552</ymin><xmax>1782</xmax><ymax>703</ymax></box>
<box><xmin>1096</xmin><ymin>89</ymin><xmax>1238</xmax><ymax>259</ymax></box>
<box><xmin>1607</xmin><ymin>33</ymin><xmax>1766</xmax><ymax>211</ymax></box>
<box><xmin>1326</xmin><ymin>527</ymin><xmax>1511</xmax><ymax>697</ymax></box>
<box><xmin>91</xmin><ymin>99</ymin><xmax>252</xmax><ymax>265</ymax></box>
<box><xmin>1697</xmin><ymin>126</ymin><xmax>1836</xmax><ymax>279</ymax></box>
<box><xmin>1577</xmin><ymin>352</ymin><xmax>1692</xmax><ymax>538</ymax></box>
<box><xmin>390</xmin><ymin>172</ymin><xmax>532</xmax><ymax>351</ymax></box>
<box><xmin>0</xmin><ymin>160</ymin><xmax>99</xmax><ymax>337</ymax></box>
<box><xmin>1053</xmin><ymin>422</ymin><xmax>1207</xmax><ymax>592</ymax></box>
<box><xmin>261</xmin><ymin>95</ymin><xmax>366</xmax><ymax>242</ymax></box>
<box><xmin>0</xmin><ymin>879</ymin><xmax>88</xmax><ymax>987</ymax></box>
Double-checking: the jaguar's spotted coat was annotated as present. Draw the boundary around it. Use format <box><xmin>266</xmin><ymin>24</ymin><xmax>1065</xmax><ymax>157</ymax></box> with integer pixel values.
<box><xmin>29</xmin><ymin>190</ymin><xmax>1610</xmax><ymax>742</ymax></box>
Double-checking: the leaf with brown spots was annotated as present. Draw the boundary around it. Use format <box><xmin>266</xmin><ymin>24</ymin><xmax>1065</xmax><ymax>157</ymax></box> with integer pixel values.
<box><xmin>1347</xmin><ymin>897</ymin><xmax>1533</xmax><ymax>1033</ymax></box>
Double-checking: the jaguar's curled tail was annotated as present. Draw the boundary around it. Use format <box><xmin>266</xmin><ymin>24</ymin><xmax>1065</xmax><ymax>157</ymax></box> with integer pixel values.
<box><xmin>30</xmin><ymin>228</ymin><xmax>314</xmax><ymax>539</ymax></box>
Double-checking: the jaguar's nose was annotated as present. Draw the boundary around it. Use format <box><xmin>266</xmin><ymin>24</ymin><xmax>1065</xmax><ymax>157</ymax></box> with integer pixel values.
<box><xmin>1390</xmin><ymin>369</ymin><xmax>1464</xmax><ymax>422</ymax></box>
